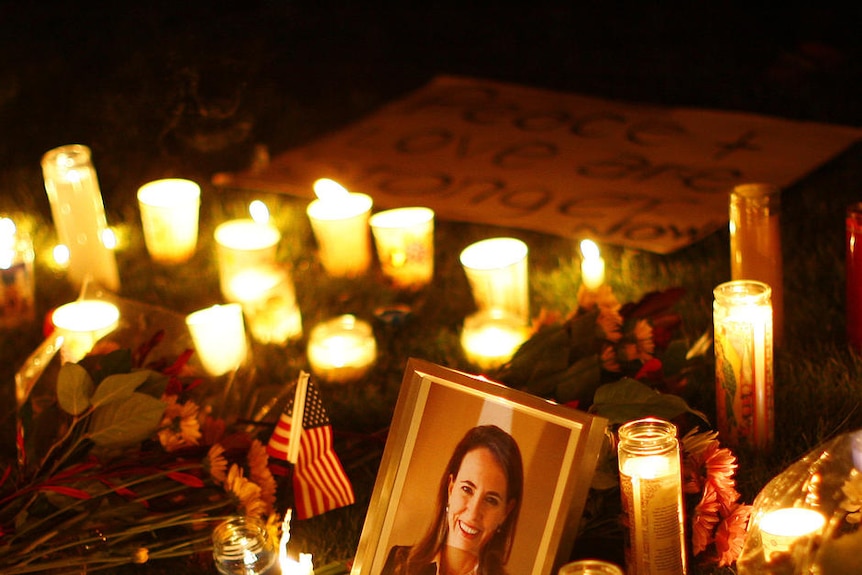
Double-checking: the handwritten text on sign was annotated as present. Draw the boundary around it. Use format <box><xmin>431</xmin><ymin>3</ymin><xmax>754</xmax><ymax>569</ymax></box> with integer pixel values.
<box><xmin>222</xmin><ymin>76</ymin><xmax>861</xmax><ymax>253</ymax></box>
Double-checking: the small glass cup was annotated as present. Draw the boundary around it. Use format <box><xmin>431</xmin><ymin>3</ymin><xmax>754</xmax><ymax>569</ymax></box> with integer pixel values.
<box><xmin>212</xmin><ymin>516</ymin><xmax>277</xmax><ymax>575</ymax></box>
<box><xmin>558</xmin><ymin>559</ymin><xmax>624</xmax><ymax>575</ymax></box>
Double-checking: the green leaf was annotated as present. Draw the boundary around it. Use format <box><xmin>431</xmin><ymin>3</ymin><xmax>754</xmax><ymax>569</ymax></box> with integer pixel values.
<box><xmin>57</xmin><ymin>363</ymin><xmax>94</xmax><ymax>415</ymax></box>
<box><xmin>592</xmin><ymin>377</ymin><xmax>710</xmax><ymax>426</ymax></box>
<box><xmin>88</xmin><ymin>393</ymin><xmax>165</xmax><ymax>448</ymax></box>
<box><xmin>553</xmin><ymin>355</ymin><xmax>602</xmax><ymax>404</ymax></box>
<box><xmin>496</xmin><ymin>325</ymin><xmax>570</xmax><ymax>384</ymax></box>
<box><xmin>658</xmin><ymin>339</ymin><xmax>690</xmax><ymax>378</ymax></box>
<box><xmin>91</xmin><ymin>370</ymin><xmax>153</xmax><ymax>407</ymax></box>
<box><xmin>79</xmin><ymin>348</ymin><xmax>134</xmax><ymax>383</ymax></box>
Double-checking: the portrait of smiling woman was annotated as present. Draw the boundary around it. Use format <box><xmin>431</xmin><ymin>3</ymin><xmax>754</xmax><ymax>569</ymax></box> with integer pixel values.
<box><xmin>381</xmin><ymin>425</ymin><xmax>524</xmax><ymax>575</ymax></box>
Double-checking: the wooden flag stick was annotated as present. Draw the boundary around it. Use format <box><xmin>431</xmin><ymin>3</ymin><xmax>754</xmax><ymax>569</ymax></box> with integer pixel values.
<box><xmin>287</xmin><ymin>371</ymin><xmax>309</xmax><ymax>464</ymax></box>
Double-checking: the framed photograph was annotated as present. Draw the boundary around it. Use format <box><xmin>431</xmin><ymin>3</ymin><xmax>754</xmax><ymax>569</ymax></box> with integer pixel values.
<box><xmin>351</xmin><ymin>358</ymin><xmax>610</xmax><ymax>575</ymax></box>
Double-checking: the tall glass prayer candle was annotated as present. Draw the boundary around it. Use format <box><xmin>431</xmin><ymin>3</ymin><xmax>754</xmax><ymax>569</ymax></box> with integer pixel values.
<box><xmin>729</xmin><ymin>183</ymin><xmax>783</xmax><ymax>347</ymax></box>
<box><xmin>618</xmin><ymin>418</ymin><xmax>687</xmax><ymax>575</ymax></box>
<box><xmin>713</xmin><ymin>280</ymin><xmax>774</xmax><ymax>451</ymax></box>
<box><xmin>41</xmin><ymin>145</ymin><xmax>120</xmax><ymax>292</ymax></box>
<box><xmin>847</xmin><ymin>203</ymin><xmax>862</xmax><ymax>352</ymax></box>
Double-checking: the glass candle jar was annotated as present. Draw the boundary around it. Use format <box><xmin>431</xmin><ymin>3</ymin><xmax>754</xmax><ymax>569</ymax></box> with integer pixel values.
<box><xmin>713</xmin><ymin>280</ymin><xmax>774</xmax><ymax>451</ymax></box>
<box><xmin>729</xmin><ymin>183</ymin><xmax>783</xmax><ymax>347</ymax></box>
<box><xmin>847</xmin><ymin>203</ymin><xmax>862</xmax><ymax>352</ymax></box>
<box><xmin>212</xmin><ymin>516</ymin><xmax>277</xmax><ymax>575</ymax></box>
<box><xmin>618</xmin><ymin>417</ymin><xmax>687</xmax><ymax>575</ymax></box>
<box><xmin>41</xmin><ymin>144</ymin><xmax>120</xmax><ymax>292</ymax></box>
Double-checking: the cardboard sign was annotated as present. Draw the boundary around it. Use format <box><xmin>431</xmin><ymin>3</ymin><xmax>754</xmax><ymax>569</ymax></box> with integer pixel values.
<box><xmin>218</xmin><ymin>75</ymin><xmax>861</xmax><ymax>253</ymax></box>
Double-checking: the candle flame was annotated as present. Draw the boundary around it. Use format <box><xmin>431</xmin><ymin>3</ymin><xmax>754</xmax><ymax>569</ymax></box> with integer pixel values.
<box><xmin>53</xmin><ymin>244</ymin><xmax>70</xmax><ymax>268</ymax></box>
<box><xmin>313</xmin><ymin>178</ymin><xmax>351</xmax><ymax>202</ymax></box>
<box><xmin>249</xmin><ymin>200</ymin><xmax>270</xmax><ymax>224</ymax></box>
<box><xmin>279</xmin><ymin>509</ymin><xmax>292</xmax><ymax>568</ymax></box>
<box><xmin>580</xmin><ymin>238</ymin><xmax>600</xmax><ymax>260</ymax></box>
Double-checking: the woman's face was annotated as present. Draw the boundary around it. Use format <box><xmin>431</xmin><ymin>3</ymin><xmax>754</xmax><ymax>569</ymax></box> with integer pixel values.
<box><xmin>446</xmin><ymin>446</ymin><xmax>514</xmax><ymax>556</ymax></box>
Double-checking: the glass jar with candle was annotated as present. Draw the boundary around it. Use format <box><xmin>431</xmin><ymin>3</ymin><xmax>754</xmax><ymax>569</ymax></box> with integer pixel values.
<box><xmin>713</xmin><ymin>280</ymin><xmax>774</xmax><ymax>451</ymax></box>
<box><xmin>729</xmin><ymin>183</ymin><xmax>783</xmax><ymax>347</ymax></box>
<box><xmin>617</xmin><ymin>417</ymin><xmax>687</xmax><ymax>575</ymax></box>
<box><xmin>212</xmin><ymin>516</ymin><xmax>277</xmax><ymax>575</ymax></box>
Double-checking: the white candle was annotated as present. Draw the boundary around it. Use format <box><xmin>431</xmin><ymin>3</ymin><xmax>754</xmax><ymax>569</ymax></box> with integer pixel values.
<box><xmin>137</xmin><ymin>178</ymin><xmax>201</xmax><ymax>264</ymax></box>
<box><xmin>0</xmin><ymin>217</ymin><xmax>35</xmax><ymax>328</ymax></box>
<box><xmin>580</xmin><ymin>239</ymin><xmax>605</xmax><ymax>291</ymax></box>
<box><xmin>41</xmin><ymin>144</ymin><xmax>120</xmax><ymax>292</ymax></box>
<box><xmin>369</xmin><ymin>206</ymin><xmax>435</xmax><ymax>290</ymax></box>
<box><xmin>52</xmin><ymin>300</ymin><xmax>120</xmax><ymax>363</ymax></box>
<box><xmin>307</xmin><ymin>315</ymin><xmax>377</xmax><ymax>382</ymax></box>
<box><xmin>459</xmin><ymin>237</ymin><xmax>529</xmax><ymax>323</ymax></box>
<box><xmin>713</xmin><ymin>280</ymin><xmax>774</xmax><ymax>451</ymax></box>
<box><xmin>307</xmin><ymin>178</ymin><xmax>373</xmax><ymax>278</ymax></box>
<box><xmin>229</xmin><ymin>266</ymin><xmax>303</xmax><ymax>344</ymax></box>
<box><xmin>214</xmin><ymin>218</ymin><xmax>281</xmax><ymax>302</ymax></box>
<box><xmin>759</xmin><ymin>508</ymin><xmax>825</xmax><ymax>561</ymax></box>
<box><xmin>460</xmin><ymin>310</ymin><xmax>528</xmax><ymax>371</ymax></box>
<box><xmin>185</xmin><ymin>303</ymin><xmax>247</xmax><ymax>376</ymax></box>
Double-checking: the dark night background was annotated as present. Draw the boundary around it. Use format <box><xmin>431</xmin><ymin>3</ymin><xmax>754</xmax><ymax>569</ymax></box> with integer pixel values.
<box><xmin>1</xmin><ymin>3</ymin><xmax>861</xmax><ymax>208</ymax></box>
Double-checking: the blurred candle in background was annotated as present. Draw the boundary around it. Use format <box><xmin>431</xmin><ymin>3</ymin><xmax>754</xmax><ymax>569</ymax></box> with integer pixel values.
<box><xmin>713</xmin><ymin>280</ymin><xmax>774</xmax><ymax>451</ymax></box>
<box><xmin>846</xmin><ymin>203</ymin><xmax>862</xmax><ymax>352</ymax></box>
<box><xmin>460</xmin><ymin>237</ymin><xmax>529</xmax><ymax>324</ymax></box>
<box><xmin>41</xmin><ymin>144</ymin><xmax>120</xmax><ymax>292</ymax></box>
<box><xmin>229</xmin><ymin>265</ymin><xmax>303</xmax><ymax>344</ymax></box>
<box><xmin>307</xmin><ymin>314</ymin><xmax>377</xmax><ymax>383</ymax></box>
<box><xmin>729</xmin><ymin>183</ymin><xmax>783</xmax><ymax>347</ymax></box>
<box><xmin>0</xmin><ymin>216</ymin><xmax>35</xmax><ymax>328</ymax></box>
<box><xmin>369</xmin><ymin>206</ymin><xmax>435</xmax><ymax>290</ymax></box>
<box><xmin>460</xmin><ymin>310</ymin><xmax>528</xmax><ymax>371</ymax></box>
<box><xmin>137</xmin><ymin>178</ymin><xmax>201</xmax><ymax>264</ymax></box>
<box><xmin>307</xmin><ymin>178</ymin><xmax>373</xmax><ymax>277</ymax></box>
<box><xmin>758</xmin><ymin>508</ymin><xmax>825</xmax><ymax>562</ymax></box>
<box><xmin>214</xmin><ymin>216</ymin><xmax>281</xmax><ymax>303</ymax></box>
<box><xmin>52</xmin><ymin>300</ymin><xmax>120</xmax><ymax>363</ymax></box>
<box><xmin>579</xmin><ymin>239</ymin><xmax>605</xmax><ymax>291</ymax></box>
<box><xmin>185</xmin><ymin>303</ymin><xmax>248</xmax><ymax>376</ymax></box>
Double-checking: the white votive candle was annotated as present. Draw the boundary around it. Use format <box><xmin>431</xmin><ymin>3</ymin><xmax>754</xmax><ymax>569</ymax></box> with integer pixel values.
<box><xmin>461</xmin><ymin>310</ymin><xmax>529</xmax><ymax>371</ymax></box>
<box><xmin>137</xmin><ymin>178</ymin><xmax>201</xmax><ymax>264</ymax></box>
<box><xmin>307</xmin><ymin>314</ymin><xmax>377</xmax><ymax>382</ymax></box>
<box><xmin>229</xmin><ymin>266</ymin><xmax>303</xmax><ymax>344</ymax></box>
<box><xmin>214</xmin><ymin>219</ymin><xmax>281</xmax><ymax>302</ymax></box>
<box><xmin>759</xmin><ymin>508</ymin><xmax>825</xmax><ymax>561</ymax></box>
<box><xmin>369</xmin><ymin>206</ymin><xmax>435</xmax><ymax>290</ymax></box>
<box><xmin>307</xmin><ymin>178</ymin><xmax>373</xmax><ymax>278</ymax></box>
<box><xmin>580</xmin><ymin>239</ymin><xmax>605</xmax><ymax>291</ymax></box>
<box><xmin>460</xmin><ymin>237</ymin><xmax>529</xmax><ymax>323</ymax></box>
<box><xmin>185</xmin><ymin>303</ymin><xmax>248</xmax><ymax>376</ymax></box>
<box><xmin>52</xmin><ymin>300</ymin><xmax>121</xmax><ymax>363</ymax></box>
<box><xmin>41</xmin><ymin>144</ymin><xmax>120</xmax><ymax>291</ymax></box>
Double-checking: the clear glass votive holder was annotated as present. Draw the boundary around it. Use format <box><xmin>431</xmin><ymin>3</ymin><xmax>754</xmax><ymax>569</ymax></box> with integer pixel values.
<box><xmin>212</xmin><ymin>516</ymin><xmax>277</xmax><ymax>575</ymax></box>
<box><xmin>137</xmin><ymin>178</ymin><xmax>201</xmax><ymax>265</ymax></box>
<box><xmin>307</xmin><ymin>314</ymin><xmax>377</xmax><ymax>383</ymax></box>
<box><xmin>460</xmin><ymin>237</ymin><xmax>529</xmax><ymax>324</ymax></box>
<box><xmin>306</xmin><ymin>192</ymin><xmax>373</xmax><ymax>277</ymax></box>
<box><xmin>369</xmin><ymin>206</ymin><xmax>435</xmax><ymax>290</ymax></box>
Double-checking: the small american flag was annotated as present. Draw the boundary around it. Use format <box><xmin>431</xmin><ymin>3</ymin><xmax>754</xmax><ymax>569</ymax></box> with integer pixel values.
<box><xmin>266</xmin><ymin>374</ymin><xmax>355</xmax><ymax>519</ymax></box>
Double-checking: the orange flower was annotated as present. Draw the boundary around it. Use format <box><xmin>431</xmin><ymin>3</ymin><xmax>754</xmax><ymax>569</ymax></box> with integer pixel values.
<box><xmin>715</xmin><ymin>503</ymin><xmax>752</xmax><ymax>567</ymax></box>
<box><xmin>600</xmin><ymin>344</ymin><xmax>621</xmax><ymax>372</ymax></box>
<box><xmin>692</xmin><ymin>483</ymin><xmax>721</xmax><ymax>555</ymax></box>
<box><xmin>225</xmin><ymin>464</ymin><xmax>267</xmax><ymax>518</ymax></box>
<box><xmin>157</xmin><ymin>397</ymin><xmax>202</xmax><ymax>452</ymax></box>
<box><xmin>206</xmin><ymin>443</ymin><xmax>228</xmax><ymax>484</ymax></box>
<box><xmin>633</xmin><ymin>319</ymin><xmax>655</xmax><ymax>360</ymax></box>
<box><xmin>247</xmin><ymin>440</ymin><xmax>277</xmax><ymax>515</ymax></box>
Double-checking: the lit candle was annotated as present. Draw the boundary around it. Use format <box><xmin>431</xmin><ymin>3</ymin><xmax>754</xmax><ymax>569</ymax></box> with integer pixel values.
<box><xmin>185</xmin><ymin>303</ymin><xmax>248</xmax><ymax>376</ymax></box>
<box><xmin>713</xmin><ymin>280</ymin><xmax>774</xmax><ymax>451</ymax></box>
<box><xmin>617</xmin><ymin>418</ymin><xmax>687</xmax><ymax>575</ymax></box>
<box><xmin>51</xmin><ymin>300</ymin><xmax>120</xmax><ymax>363</ymax></box>
<box><xmin>41</xmin><ymin>144</ymin><xmax>120</xmax><ymax>292</ymax></box>
<box><xmin>730</xmin><ymin>183</ymin><xmax>784</xmax><ymax>347</ymax></box>
<box><xmin>459</xmin><ymin>237</ymin><xmax>529</xmax><ymax>324</ymax></box>
<box><xmin>758</xmin><ymin>508</ymin><xmax>825</xmax><ymax>561</ymax></box>
<box><xmin>0</xmin><ymin>217</ymin><xmax>35</xmax><ymax>328</ymax></box>
<box><xmin>212</xmin><ymin>516</ymin><xmax>277</xmax><ymax>575</ymax></box>
<box><xmin>307</xmin><ymin>178</ymin><xmax>373</xmax><ymax>277</ymax></box>
<box><xmin>229</xmin><ymin>266</ymin><xmax>303</xmax><ymax>344</ymax></box>
<box><xmin>847</xmin><ymin>203</ymin><xmax>862</xmax><ymax>352</ymax></box>
<box><xmin>137</xmin><ymin>178</ymin><xmax>201</xmax><ymax>264</ymax></box>
<box><xmin>214</xmin><ymin>215</ymin><xmax>282</xmax><ymax>303</ymax></box>
<box><xmin>579</xmin><ymin>239</ymin><xmax>605</xmax><ymax>291</ymax></box>
<box><xmin>307</xmin><ymin>315</ymin><xmax>377</xmax><ymax>383</ymax></box>
<box><xmin>279</xmin><ymin>511</ymin><xmax>314</xmax><ymax>575</ymax></box>
<box><xmin>369</xmin><ymin>206</ymin><xmax>435</xmax><ymax>290</ymax></box>
<box><xmin>460</xmin><ymin>310</ymin><xmax>528</xmax><ymax>371</ymax></box>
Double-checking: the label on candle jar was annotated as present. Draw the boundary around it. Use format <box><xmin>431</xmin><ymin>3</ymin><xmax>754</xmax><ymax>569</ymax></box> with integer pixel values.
<box><xmin>620</xmin><ymin>463</ymin><xmax>686</xmax><ymax>575</ymax></box>
<box><xmin>715</xmin><ymin>313</ymin><xmax>774</xmax><ymax>450</ymax></box>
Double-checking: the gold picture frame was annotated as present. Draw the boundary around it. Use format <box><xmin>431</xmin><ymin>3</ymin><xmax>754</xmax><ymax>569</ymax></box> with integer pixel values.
<box><xmin>351</xmin><ymin>358</ymin><xmax>610</xmax><ymax>575</ymax></box>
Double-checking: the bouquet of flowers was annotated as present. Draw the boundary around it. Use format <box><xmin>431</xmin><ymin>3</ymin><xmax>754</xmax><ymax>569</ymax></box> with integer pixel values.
<box><xmin>493</xmin><ymin>283</ymin><xmax>751</xmax><ymax>568</ymax></box>
<box><xmin>0</xmin><ymin>331</ymin><xmax>282</xmax><ymax>574</ymax></box>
